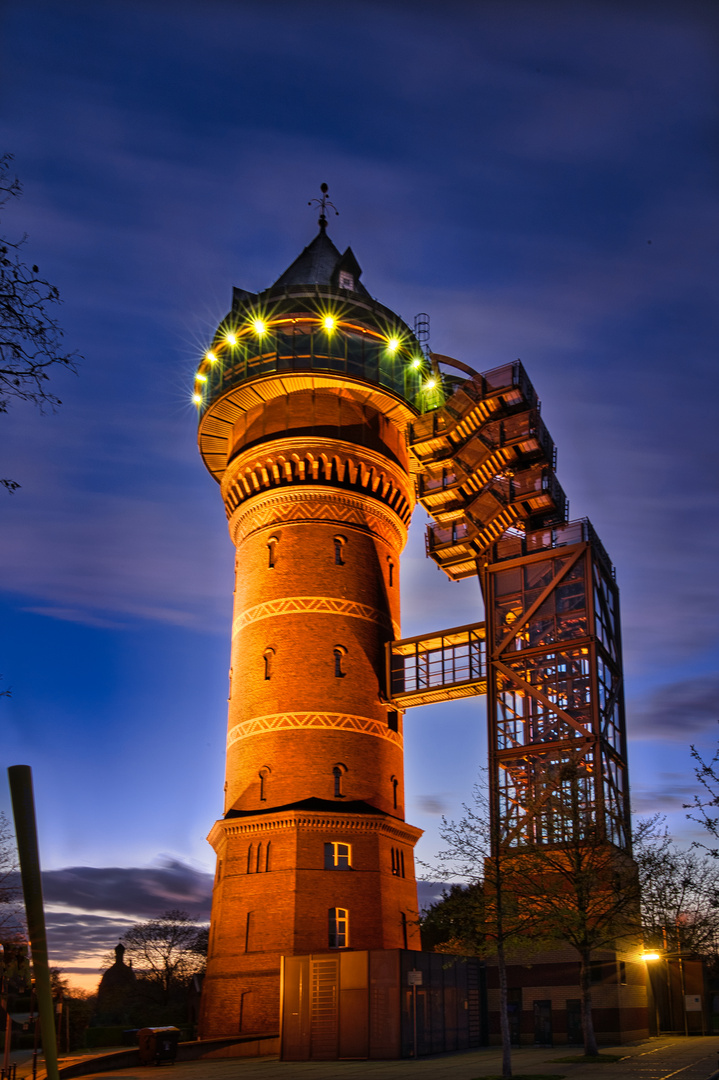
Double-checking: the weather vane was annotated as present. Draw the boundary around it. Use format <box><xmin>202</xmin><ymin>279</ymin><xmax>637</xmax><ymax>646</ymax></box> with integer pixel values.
<box><xmin>308</xmin><ymin>182</ymin><xmax>339</xmax><ymax>230</ymax></box>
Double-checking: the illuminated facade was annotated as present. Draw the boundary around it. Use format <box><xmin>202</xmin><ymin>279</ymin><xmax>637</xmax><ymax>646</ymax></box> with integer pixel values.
<box><xmin>195</xmin><ymin>217</ymin><xmax>426</xmax><ymax>1036</ymax></box>
<box><xmin>196</xmin><ymin>207</ymin><xmax>640</xmax><ymax>1044</ymax></box>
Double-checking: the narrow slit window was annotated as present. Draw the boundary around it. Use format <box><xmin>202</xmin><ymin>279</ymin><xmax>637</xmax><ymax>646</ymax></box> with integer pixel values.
<box><xmin>247</xmin><ymin>844</ymin><xmax>254</xmax><ymax>874</ymax></box>
<box><xmin>391</xmin><ymin>776</ymin><xmax>399</xmax><ymax>809</ymax></box>
<box><xmin>401</xmin><ymin>911</ymin><xmax>408</xmax><ymax>950</ymax></box>
<box><xmin>259</xmin><ymin>766</ymin><xmax>271</xmax><ymax>802</ymax></box>
<box><xmin>387</xmin><ymin>558</ymin><xmax>394</xmax><ymax>587</ymax></box>
<box><xmin>334</xmin><ymin>646</ymin><xmax>346</xmax><ymax>678</ymax></box>
<box><xmin>263</xmin><ymin>648</ymin><xmax>274</xmax><ymax>680</ymax></box>
<box><xmin>256</xmin><ymin>842</ymin><xmax>263</xmax><ymax>873</ymax></box>
<box><xmin>332</xmin><ymin>765</ymin><xmax>346</xmax><ymax>798</ymax></box>
<box><xmin>265</xmin><ymin>841</ymin><xmax>271</xmax><ymax>873</ymax></box>
<box><xmin>267</xmin><ymin>535</ymin><xmax>279</xmax><ymax>568</ymax></box>
<box><xmin>333</xmin><ymin>535</ymin><xmax>346</xmax><ymax>565</ymax></box>
<box><xmin>329</xmin><ymin>907</ymin><xmax>349</xmax><ymax>948</ymax></box>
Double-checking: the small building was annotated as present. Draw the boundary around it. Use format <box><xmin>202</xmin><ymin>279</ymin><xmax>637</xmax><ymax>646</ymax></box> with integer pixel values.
<box><xmin>280</xmin><ymin>949</ymin><xmax>486</xmax><ymax>1060</ymax></box>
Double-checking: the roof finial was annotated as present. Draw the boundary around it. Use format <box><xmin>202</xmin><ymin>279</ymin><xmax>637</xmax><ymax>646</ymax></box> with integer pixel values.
<box><xmin>308</xmin><ymin>182</ymin><xmax>339</xmax><ymax>231</ymax></box>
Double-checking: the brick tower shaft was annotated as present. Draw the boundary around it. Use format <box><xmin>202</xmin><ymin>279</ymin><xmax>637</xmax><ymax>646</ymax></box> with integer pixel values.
<box><xmin>195</xmin><ymin>224</ymin><xmax>427</xmax><ymax>1036</ymax></box>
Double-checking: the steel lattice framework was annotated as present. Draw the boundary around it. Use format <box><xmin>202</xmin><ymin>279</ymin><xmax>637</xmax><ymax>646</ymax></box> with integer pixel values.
<box><xmin>389</xmin><ymin>359</ymin><xmax>631</xmax><ymax>855</ymax></box>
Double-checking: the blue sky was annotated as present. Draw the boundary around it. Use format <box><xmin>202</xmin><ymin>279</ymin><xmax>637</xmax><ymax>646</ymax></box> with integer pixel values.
<box><xmin>1</xmin><ymin>0</ymin><xmax>718</xmax><ymax>987</ymax></box>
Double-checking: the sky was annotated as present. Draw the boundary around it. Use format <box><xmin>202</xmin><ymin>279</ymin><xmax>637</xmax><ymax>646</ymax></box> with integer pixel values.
<box><xmin>1</xmin><ymin>0</ymin><xmax>718</xmax><ymax>989</ymax></box>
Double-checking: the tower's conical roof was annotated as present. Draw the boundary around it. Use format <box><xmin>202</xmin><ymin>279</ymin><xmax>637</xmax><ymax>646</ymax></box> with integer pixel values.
<box><xmin>270</xmin><ymin>225</ymin><xmax>370</xmax><ymax>297</ymax></box>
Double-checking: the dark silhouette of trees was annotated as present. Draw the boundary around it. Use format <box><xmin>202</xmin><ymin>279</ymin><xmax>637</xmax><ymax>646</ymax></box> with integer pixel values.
<box><xmin>1</xmin><ymin>153</ymin><xmax>80</xmax><ymax>492</ymax></box>
<box><xmin>686</xmin><ymin>742</ymin><xmax>719</xmax><ymax>855</ymax></box>
<box><xmin>0</xmin><ymin>810</ymin><xmax>24</xmax><ymax>941</ymax></box>
<box><xmin>635</xmin><ymin>815</ymin><xmax>719</xmax><ymax>956</ymax></box>
<box><xmin>422</xmin><ymin>769</ymin><xmax>642</xmax><ymax>1062</ymax></box>
<box><xmin>119</xmin><ymin>909</ymin><xmax>207</xmax><ymax>1010</ymax></box>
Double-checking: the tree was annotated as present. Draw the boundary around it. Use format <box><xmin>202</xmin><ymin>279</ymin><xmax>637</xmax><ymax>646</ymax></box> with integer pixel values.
<box><xmin>421</xmin><ymin>784</ymin><xmax>539</xmax><ymax>1078</ymax></box>
<box><xmin>119</xmin><ymin>909</ymin><xmax>207</xmax><ymax>1009</ymax></box>
<box><xmin>0</xmin><ymin>153</ymin><xmax>80</xmax><ymax>491</ymax></box>
<box><xmin>0</xmin><ymin>810</ymin><xmax>24</xmax><ymax>941</ymax></box>
<box><xmin>634</xmin><ymin>815</ymin><xmax>719</xmax><ymax>956</ymax></box>
<box><xmin>686</xmin><ymin>741</ymin><xmax>719</xmax><ymax>854</ymax></box>
<box><xmin>422</xmin><ymin>770</ymin><xmax>642</xmax><ymax>1061</ymax></box>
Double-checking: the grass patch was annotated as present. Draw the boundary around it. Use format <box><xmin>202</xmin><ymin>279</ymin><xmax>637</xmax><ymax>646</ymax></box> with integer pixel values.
<box><xmin>550</xmin><ymin>1055</ymin><xmax>624</xmax><ymax>1064</ymax></box>
<box><xmin>474</xmin><ymin>1075</ymin><xmax>567</xmax><ymax>1079</ymax></box>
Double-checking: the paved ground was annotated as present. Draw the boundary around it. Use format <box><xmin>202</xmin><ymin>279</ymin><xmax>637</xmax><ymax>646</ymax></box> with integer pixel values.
<box><xmin>12</xmin><ymin>1035</ymin><xmax>719</xmax><ymax>1080</ymax></box>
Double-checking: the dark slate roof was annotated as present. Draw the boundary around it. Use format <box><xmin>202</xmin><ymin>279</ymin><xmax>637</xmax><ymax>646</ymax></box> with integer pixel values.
<box><xmin>225</xmin><ymin>797</ymin><xmax>392</xmax><ymax>819</ymax></box>
<box><xmin>270</xmin><ymin>227</ymin><xmax>370</xmax><ymax>297</ymax></box>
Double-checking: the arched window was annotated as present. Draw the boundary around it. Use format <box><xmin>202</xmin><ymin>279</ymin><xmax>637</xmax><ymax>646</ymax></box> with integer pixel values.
<box><xmin>264</xmin><ymin>840</ymin><xmax>271</xmax><ymax>873</ymax></box>
<box><xmin>328</xmin><ymin>907</ymin><xmax>349</xmax><ymax>948</ymax></box>
<box><xmin>333</xmin><ymin>645</ymin><xmax>346</xmax><ymax>678</ymax></box>
<box><xmin>259</xmin><ymin>765</ymin><xmax>271</xmax><ymax>802</ymax></box>
<box><xmin>256</xmin><ymin>842</ymin><xmax>263</xmax><ymax>873</ymax></box>
<box><xmin>332</xmin><ymin>764</ymin><xmax>347</xmax><ymax>798</ymax></box>
<box><xmin>267</xmin><ymin>535</ymin><xmax>279</xmax><ymax>568</ymax></box>
<box><xmin>333</xmin><ymin>535</ymin><xmax>346</xmax><ymax>566</ymax></box>
<box><xmin>391</xmin><ymin>775</ymin><xmax>399</xmax><ymax>810</ymax></box>
<box><xmin>263</xmin><ymin>647</ymin><xmax>275</xmax><ymax>680</ymax></box>
<box><xmin>247</xmin><ymin>844</ymin><xmax>254</xmax><ymax>874</ymax></box>
<box><xmin>387</xmin><ymin>557</ymin><xmax>394</xmax><ymax>587</ymax></box>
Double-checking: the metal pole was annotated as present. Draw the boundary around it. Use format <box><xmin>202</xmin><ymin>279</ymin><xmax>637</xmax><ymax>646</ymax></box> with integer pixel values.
<box><xmin>7</xmin><ymin>766</ymin><xmax>59</xmax><ymax>1080</ymax></box>
<box><xmin>679</xmin><ymin>956</ymin><xmax>688</xmax><ymax>1037</ymax></box>
<box><xmin>412</xmin><ymin>983</ymin><xmax>417</xmax><ymax>1059</ymax></box>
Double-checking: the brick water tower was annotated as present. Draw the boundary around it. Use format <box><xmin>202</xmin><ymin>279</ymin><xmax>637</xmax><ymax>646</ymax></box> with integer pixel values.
<box><xmin>194</xmin><ymin>196</ymin><xmax>428</xmax><ymax>1036</ymax></box>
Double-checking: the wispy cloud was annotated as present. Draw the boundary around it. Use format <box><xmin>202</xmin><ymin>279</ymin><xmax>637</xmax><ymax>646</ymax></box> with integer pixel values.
<box><xmin>630</xmin><ymin>674</ymin><xmax>719</xmax><ymax>742</ymax></box>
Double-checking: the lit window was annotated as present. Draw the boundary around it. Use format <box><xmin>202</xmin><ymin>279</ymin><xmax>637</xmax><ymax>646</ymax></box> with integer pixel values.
<box><xmin>329</xmin><ymin>907</ymin><xmax>349</xmax><ymax>948</ymax></box>
<box><xmin>338</xmin><ymin>271</ymin><xmax>354</xmax><ymax>290</ymax></box>
<box><xmin>324</xmin><ymin>842</ymin><xmax>352</xmax><ymax>870</ymax></box>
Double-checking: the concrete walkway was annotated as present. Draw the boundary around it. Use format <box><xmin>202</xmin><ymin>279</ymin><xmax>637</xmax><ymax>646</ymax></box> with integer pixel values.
<box><xmin>16</xmin><ymin>1035</ymin><xmax>719</xmax><ymax>1080</ymax></box>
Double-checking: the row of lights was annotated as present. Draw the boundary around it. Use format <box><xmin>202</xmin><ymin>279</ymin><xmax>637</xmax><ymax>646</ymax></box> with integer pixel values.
<box><xmin>192</xmin><ymin>315</ymin><xmax>438</xmax><ymax>405</ymax></box>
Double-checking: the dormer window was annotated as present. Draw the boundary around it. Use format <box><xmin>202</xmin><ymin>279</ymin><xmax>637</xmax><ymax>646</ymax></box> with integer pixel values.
<box><xmin>338</xmin><ymin>270</ymin><xmax>354</xmax><ymax>290</ymax></box>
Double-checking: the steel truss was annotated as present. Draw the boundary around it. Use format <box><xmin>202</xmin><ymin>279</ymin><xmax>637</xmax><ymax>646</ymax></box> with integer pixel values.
<box><xmin>404</xmin><ymin>359</ymin><xmax>632</xmax><ymax>855</ymax></box>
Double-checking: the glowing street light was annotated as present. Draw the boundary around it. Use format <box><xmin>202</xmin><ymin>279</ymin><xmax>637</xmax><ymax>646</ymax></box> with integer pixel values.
<box><xmin>225</xmin><ymin>333</ymin><xmax>237</xmax><ymax>346</ymax></box>
<box><xmin>195</xmin><ymin>372</ymin><xmax>207</xmax><ymax>382</ymax></box>
<box><xmin>192</xmin><ymin>393</ymin><xmax>202</xmax><ymax>405</ymax></box>
<box><xmin>411</xmin><ymin>357</ymin><xmax>422</xmax><ymax>369</ymax></box>
<box><xmin>205</xmin><ymin>350</ymin><xmax>217</xmax><ymax>363</ymax></box>
<box><xmin>387</xmin><ymin>337</ymin><xmax>400</xmax><ymax>353</ymax></box>
<box><xmin>322</xmin><ymin>315</ymin><xmax>336</xmax><ymax>331</ymax></box>
<box><xmin>252</xmin><ymin>319</ymin><xmax>267</xmax><ymax>335</ymax></box>
<box><xmin>426</xmin><ymin>378</ymin><xmax>437</xmax><ymax>390</ymax></box>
